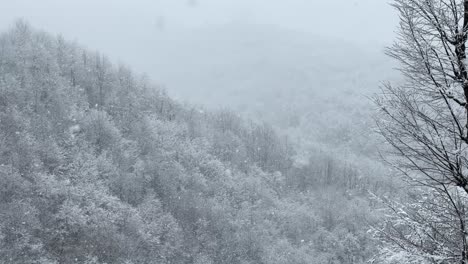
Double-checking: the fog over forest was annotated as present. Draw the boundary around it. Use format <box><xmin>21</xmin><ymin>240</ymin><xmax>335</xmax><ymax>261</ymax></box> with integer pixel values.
<box><xmin>2</xmin><ymin>1</ymin><xmax>467</xmax><ymax>264</ymax></box>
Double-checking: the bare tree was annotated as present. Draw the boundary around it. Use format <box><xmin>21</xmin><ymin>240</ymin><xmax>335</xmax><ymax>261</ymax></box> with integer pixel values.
<box><xmin>376</xmin><ymin>0</ymin><xmax>468</xmax><ymax>263</ymax></box>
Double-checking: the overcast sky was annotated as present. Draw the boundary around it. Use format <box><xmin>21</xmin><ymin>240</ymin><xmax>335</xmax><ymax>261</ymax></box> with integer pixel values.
<box><xmin>0</xmin><ymin>0</ymin><xmax>397</xmax><ymax>48</ymax></box>
<box><xmin>0</xmin><ymin>0</ymin><xmax>399</xmax><ymax>105</ymax></box>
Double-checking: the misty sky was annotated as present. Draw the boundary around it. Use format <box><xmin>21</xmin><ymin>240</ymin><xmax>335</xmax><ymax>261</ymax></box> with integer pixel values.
<box><xmin>0</xmin><ymin>0</ymin><xmax>397</xmax><ymax>49</ymax></box>
<box><xmin>0</xmin><ymin>0</ymin><xmax>399</xmax><ymax>106</ymax></box>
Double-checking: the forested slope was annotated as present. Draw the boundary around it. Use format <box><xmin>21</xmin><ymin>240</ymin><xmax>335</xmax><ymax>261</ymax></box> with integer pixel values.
<box><xmin>0</xmin><ymin>21</ymin><xmax>395</xmax><ymax>264</ymax></box>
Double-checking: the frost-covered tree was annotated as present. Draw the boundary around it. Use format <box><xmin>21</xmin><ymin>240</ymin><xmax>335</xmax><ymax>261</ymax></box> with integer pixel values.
<box><xmin>376</xmin><ymin>0</ymin><xmax>468</xmax><ymax>263</ymax></box>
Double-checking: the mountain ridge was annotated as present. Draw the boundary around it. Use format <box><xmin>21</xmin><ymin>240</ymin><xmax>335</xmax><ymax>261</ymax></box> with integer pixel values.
<box><xmin>0</xmin><ymin>21</ymin><xmax>395</xmax><ymax>264</ymax></box>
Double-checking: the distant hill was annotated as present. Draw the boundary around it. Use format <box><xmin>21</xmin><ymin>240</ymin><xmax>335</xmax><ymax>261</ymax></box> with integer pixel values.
<box><xmin>145</xmin><ymin>24</ymin><xmax>399</xmax><ymax>157</ymax></box>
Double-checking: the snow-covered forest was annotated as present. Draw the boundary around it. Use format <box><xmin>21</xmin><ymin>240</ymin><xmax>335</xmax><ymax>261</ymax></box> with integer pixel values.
<box><xmin>2</xmin><ymin>0</ymin><xmax>468</xmax><ymax>263</ymax></box>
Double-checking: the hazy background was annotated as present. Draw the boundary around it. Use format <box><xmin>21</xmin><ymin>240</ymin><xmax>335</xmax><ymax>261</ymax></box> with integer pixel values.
<box><xmin>0</xmin><ymin>0</ymin><xmax>397</xmax><ymax>63</ymax></box>
<box><xmin>0</xmin><ymin>0</ymin><xmax>400</xmax><ymax>159</ymax></box>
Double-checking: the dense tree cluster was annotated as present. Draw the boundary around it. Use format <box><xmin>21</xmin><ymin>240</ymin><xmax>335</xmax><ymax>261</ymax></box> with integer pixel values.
<box><xmin>0</xmin><ymin>21</ymin><xmax>389</xmax><ymax>263</ymax></box>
